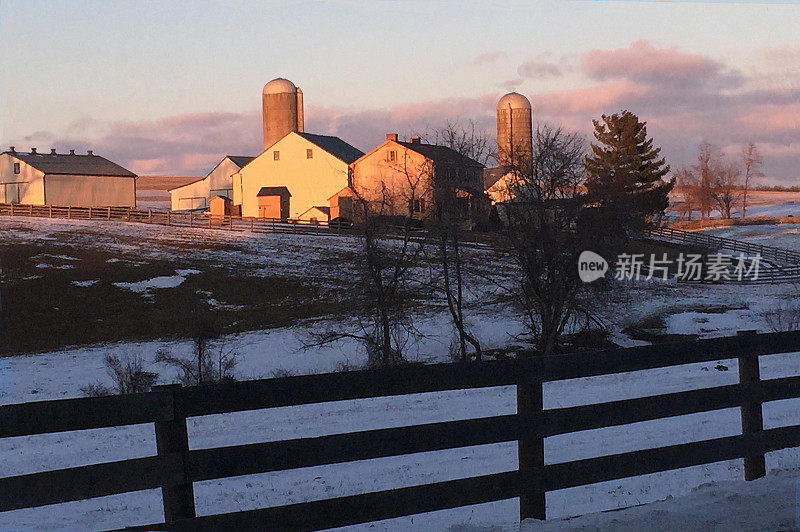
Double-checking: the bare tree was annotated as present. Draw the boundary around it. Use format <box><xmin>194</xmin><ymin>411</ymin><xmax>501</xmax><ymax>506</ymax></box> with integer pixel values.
<box><xmin>418</xmin><ymin>121</ymin><xmax>495</xmax><ymax>362</ymax></box>
<box><xmin>711</xmin><ymin>160</ymin><xmax>742</xmax><ymax>219</ymax></box>
<box><xmin>309</xmin><ymin>181</ymin><xmax>425</xmax><ymax>367</ymax></box>
<box><xmin>691</xmin><ymin>142</ymin><xmax>719</xmax><ymax>220</ymax></box>
<box><xmin>673</xmin><ymin>168</ymin><xmax>697</xmax><ymax>221</ymax></box>
<box><xmin>741</xmin><ymin>142</ymin><xmax>764</xmax><ymax>219</ymax></box>
<box><xmin>498</xmin><ymin>124</ymin><xmax>598</xmax><ymax>356</ymax></box>
<box><xmin>423</xmin><ymin>119</ymin><xmax>495</xmax><ymax>167</ymax></box>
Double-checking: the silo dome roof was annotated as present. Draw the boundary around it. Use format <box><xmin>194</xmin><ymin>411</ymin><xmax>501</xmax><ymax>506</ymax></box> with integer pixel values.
<box><xmin>263</xmin><ymin>78</ymin><xmax>297</xmax><ymax>94</ymax></box>
<box><xmin>497</xmin><ymin>92</ymin><xmax>532</xmax><ymax>110</ymax></box>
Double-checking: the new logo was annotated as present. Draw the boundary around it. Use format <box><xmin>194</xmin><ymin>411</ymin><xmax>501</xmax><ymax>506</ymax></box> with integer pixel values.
<box><xmin>578</xmin><ymin>251</ymin><xmax>608</xmax><ymax>283</ymax></box>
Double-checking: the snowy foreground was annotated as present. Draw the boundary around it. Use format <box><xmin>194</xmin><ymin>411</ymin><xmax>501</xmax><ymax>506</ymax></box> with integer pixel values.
<box><xmin>2</xmin><ymin>350</ymin><xmax>799</xmax><ymax>531</ymax></box>
<box><xmin>522</xmin><ymin>467</ymin><xmax>799</xmax><ymax>532</ymax></box>
<box><xmin>1</xmin><ymin>219</ymin><xmax>800</xmax><ymax>530</ymax></box>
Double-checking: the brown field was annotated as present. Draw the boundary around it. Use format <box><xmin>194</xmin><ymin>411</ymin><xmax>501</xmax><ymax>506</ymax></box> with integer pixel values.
<box><xmin>136</xmin><ymin>175</ymin><xmax>201</xmax><ymax>191</ymax></box>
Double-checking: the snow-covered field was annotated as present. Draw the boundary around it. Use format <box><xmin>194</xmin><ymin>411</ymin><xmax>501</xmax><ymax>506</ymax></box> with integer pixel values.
<box><xmin>2</xmin><ymin>217</ymin><xmax>800</xmax><ymax>530</ymax></box>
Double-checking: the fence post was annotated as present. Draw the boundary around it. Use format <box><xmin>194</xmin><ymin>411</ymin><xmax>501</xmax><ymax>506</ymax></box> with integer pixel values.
<box><xmin>737</xmin><ymin>330</ymin><xmax>766</xmax><ymax>481</ymax></box>
<box><xmin>517</xmin><ymin>358</ymin><xmax>546</xmax><ymax>520</ymax></box>
<box><xmin>148</xmin><ymin>209</ymin><xmax>152</xmax><ymax>224</ymax></box>
<box><xmin>153</xmin><ymin>383</ymin><xmax>196</xmax><ymax>522</ymax></box>
<box><xmin>250</xmin><ymin>217</ymin><xmax>254</xmax><ymax>233</ymax></box>
<box><xmin>49</xmin><ymin>204</ymin><xmax>52</xmax><ymax>218</ymax></box>
<box><xmin>9</xmin><ymin>203</ymin><xmax>13</xmax><ymax>216</ymax></box>
<box><xmin>107</xmin><ymin>206</ymin><xmax>111</xmax><ymax>220</ymax></box>
<box><xmin>67</xmin><ymin>205</ymin><xmax>71</xmax><ymax>219</ymax></box>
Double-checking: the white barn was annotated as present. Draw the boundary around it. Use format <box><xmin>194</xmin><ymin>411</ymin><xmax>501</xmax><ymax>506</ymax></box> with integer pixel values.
<box><xmin>0</xmin><ymin>148</ymin><xmax>136</xmax><ymax>207</ymax></box>
<box><xmin>169</xmin><ymin>155</ymin><xmax>253</xmax><ymax>211</ymax></box>
<box><xmin>233</xmin><ymin>132</ymin><xmax>362</xmax><ymax>220</ymax></box>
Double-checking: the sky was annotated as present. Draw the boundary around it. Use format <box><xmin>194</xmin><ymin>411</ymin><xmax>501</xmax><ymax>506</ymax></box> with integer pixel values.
<box><xmin>1</xmin><ymin>0</ymin><xmax>798</xmax><ymax>182</ymax></box>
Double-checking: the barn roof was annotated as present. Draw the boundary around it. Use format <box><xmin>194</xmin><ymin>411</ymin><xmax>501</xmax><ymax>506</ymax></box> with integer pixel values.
<box><xmin>257</xmin><ymin>186</ymin><xmax>292</xmax><ymax>197</ymax></box>
<box><xmin>227</xmin><ymin>156</ymin><xmax>254</xmax><ymax>167</ymax></box>
<box><xmin>397</xmin><ymin>142</ymin><xmax>484</xmax><ymax>168</ymax></box>
<box><xmin>297</xmin><ymin>132</ymin><xmax>364</xmax><ymax>164</ymax></box>
<box><xmin>4</xmin><ymin>150</ymin><xmax>137</xmax><ymax>177</ymax></box>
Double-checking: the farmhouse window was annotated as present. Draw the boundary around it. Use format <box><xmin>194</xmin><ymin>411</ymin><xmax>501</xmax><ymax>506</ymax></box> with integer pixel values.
<box><xmin>273</xmin><ymin>151</ymin><xmax>280</xmax><ymax>161</ymax></box>
<box><xmin>13</xmin><ymin>163</ymin><xmax>20</xmax><ymax>174</ymax></box>
<box><xmin>307</xmin><ymin>149</ymin><xmax>313</xmax><ymax>159</ymax></box>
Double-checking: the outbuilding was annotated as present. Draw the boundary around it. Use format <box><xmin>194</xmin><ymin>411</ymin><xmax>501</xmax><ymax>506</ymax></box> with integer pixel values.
<box><xmin>0</xmin><ymin>148</ymin><xmax>136</xmax><ymax>207</ymax></box>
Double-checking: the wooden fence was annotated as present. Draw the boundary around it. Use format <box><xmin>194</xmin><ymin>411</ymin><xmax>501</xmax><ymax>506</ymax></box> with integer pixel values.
<box><xmin>2</xmin><ymin>330</ymin><xmax>800</xmax><ymax>530</ymax></box>
<box><xmin>647</xmin><ymin>226</ymin><xmax>800</xmax><ymax>265</ymax></box>
<box><xmin>0</xmin><ymin>202</ymin><xmax>348</xmax><ymax>237</ymax></box>
<box><xmin>0</xmin><ymin>202</ymin><xmax>494</xmax><ymax>249</ymax></box>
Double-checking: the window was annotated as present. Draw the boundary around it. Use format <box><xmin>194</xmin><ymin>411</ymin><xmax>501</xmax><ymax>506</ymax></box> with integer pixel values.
<box><xmin>273</xmin><ymin>151</ymin><xmax>280</xmax><ymax>161</ymax></box>
<box><xmin>306</xmin><ymin>149</ymin><xmax>313</xmax><ymax>159</ymax></box>
<box><xmin>388</xmin><ymin>150</ymin><xmax>396</xmax><ymax>162</ymax></box>
<box><xmin>13</xmin><ymin>163</ymin><xmax>20</xmax><ymax>174</ymax></box>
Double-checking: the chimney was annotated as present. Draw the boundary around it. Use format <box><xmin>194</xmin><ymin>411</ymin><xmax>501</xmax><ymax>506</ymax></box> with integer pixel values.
<box><xmin>386</xmin><ymin>133</ymin><xmax>398</xmax><ymax>142</ymax></box>
<box><xmin>410</xmin><ymin>137</ymin><xmax>421</xmax><ymax>144</ymax></box>
<box><xmin>50</xmin><ymin>148</ymin><xmax>57</xmax><ymax>155</ymax></box>
<box><xmin>30</xmin><ymin>148</ymin><xmax>37</xmax><ymax>154</ymax></box>
<box><xmin>69</xmin><ymin>149</ymin><xmax>75</xmax><ymax>155</ymax></box>
<box><xmin>9</xmin><ymin>146</ymin><xmax>15</xmax><ymax>154</ymax></box>
<box><xmin>87</xmin><ymin>150</ymin><xmax>93</xmax><ymax>156</ymax></box>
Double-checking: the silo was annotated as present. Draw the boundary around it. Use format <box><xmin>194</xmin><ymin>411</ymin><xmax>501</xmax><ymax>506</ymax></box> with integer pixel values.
<box><xmin>496</xmin><ymin>92</ymin><xmax>532</xmax><ymax>169</ymax></box>
<box><xmin>262</xmin><ymin>78</ymin><xmax>304</xmax><ymax>150</ymax></box>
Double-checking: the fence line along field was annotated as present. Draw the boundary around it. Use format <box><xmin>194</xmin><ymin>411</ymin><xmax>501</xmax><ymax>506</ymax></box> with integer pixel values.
<box><xmin>1</xmin><ymin>331</ymin><xmax>799</xmax><ymax>530</ymax></box>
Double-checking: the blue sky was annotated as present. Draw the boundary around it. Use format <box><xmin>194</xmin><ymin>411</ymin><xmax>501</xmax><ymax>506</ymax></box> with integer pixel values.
<box><xmin>1</xmin><ymin>0</ymin><xmax>798</xmax><ymax>180</ymax></box>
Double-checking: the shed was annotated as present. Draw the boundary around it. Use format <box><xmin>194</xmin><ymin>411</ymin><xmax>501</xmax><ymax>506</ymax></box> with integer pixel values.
<box><xmin>256</xmin><ymin>186</ymin><xmax>291</xmax><ymax>221</ymax></box>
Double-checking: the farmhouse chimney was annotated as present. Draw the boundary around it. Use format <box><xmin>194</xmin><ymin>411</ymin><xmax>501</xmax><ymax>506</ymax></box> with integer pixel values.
<box><xmin>50</xmin><ymin>148</ymin><xmax>57</xmax><ymax>155</ymax></box>
<box><xmin>410</xmin><ymin>137</ymin><xmax>421</xmax><ymax>144</ymax></box>
<box><xmin>9</xmin><ymin>146</ymin><xmax>15</xmax><ymax>153</ymax></box>
<box><xmin>87</xmin><ymin>150</ymin><xmax>93</xmax><ymax>156</ymax></box>
<box><xmin>386</xmin><ymin>133</ymin><xmax>398</xmax><ymax>142</ymax></box>
<box><xmin>69</xmin><ymin>149</ymin><xmax>75</xmax><ymax>155</ymax></box>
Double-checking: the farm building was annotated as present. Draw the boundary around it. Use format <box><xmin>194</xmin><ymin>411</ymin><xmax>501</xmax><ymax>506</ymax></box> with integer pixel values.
<box><xmin>0</xmin><ymin>148</ymin><xmax>136</xmax><ymax>207</ymax></box>
<box><xmin>169</xmin><ymin>155</ymin><xmax>253</xmax><ymax>211</ymax></box>
<box><xmin>350</xmin><ymin>134</ymin><xmax>488</xmax><ymax>225</ymax></box>
<box><xmin>233</xmin><ymin>131</ymin><xmax>363</xmax><ymax>219</ymax></box>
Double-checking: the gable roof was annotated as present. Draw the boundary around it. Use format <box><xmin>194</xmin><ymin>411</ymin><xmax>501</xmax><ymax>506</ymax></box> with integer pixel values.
<box><xmin>257</xmin><ymin>186</ymin><xmax>291</xmax><ymax>197</ymax></box>
<box><xmin>227</xmin><ymin>155</ymin><xmax>255</xmax><ymax>168</ymax></box>
<box><xmin>483</xmin><ymin>166</ymin><xmax>508</xmax><ymax>190</ymax></box>
<box><xmin>300</xmin><ymin>206</ymin><xmax>331</xmax><ymax>217</ymax></box>
<box><xmin>396</xmin><ymin>142</ymin><xmax>484</xmax><ymax>168</ymax></box>
<box><xmin>4</xmin><ymin>151</ymin><xmax>136</xmax><ymax>177</ymax></box>
<box><xmin>297</xmin><ymin>132</ymin><xmax>364</xmax><ymax>164</ymax></box>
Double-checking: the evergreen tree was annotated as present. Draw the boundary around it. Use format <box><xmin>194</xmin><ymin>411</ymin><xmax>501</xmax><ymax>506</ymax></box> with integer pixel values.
<box><xmin>584</xmin><ymin>111</ymin><xmax>672</xmax><ymax>235</ymax></box>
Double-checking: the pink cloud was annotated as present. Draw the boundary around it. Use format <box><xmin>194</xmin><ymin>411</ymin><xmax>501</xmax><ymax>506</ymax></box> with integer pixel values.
<box><xmin>583</xmin><ymin>40</ymin><xmax>742</xmax><ymax>89</ymax></box>
<box><xmin>471</xmin><ymin>51</ymin><xmax>507</xmax><ymax>66</ymax></box>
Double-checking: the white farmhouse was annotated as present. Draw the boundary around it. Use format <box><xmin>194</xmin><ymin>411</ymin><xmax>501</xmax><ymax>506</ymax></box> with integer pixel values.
<box><xmin>169</xmin><ymin>155</ymin><xmax>253</xmax><ymax>211</ymax></box>
<box><xmin>233</xmin><ymin>132</ymin><xmax>363</xmax><ymax>220</ymax></box>
<box><xmin>0</xmin><ymin>148</ymin><xmax>136</xmax><ymax>207</ymax></box>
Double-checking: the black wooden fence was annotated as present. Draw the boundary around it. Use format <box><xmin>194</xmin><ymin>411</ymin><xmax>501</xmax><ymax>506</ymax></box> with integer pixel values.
<box><xmin>1</xmin><ymin>330</ymin><xmax>800</xmax><ymax>530</ymax></box>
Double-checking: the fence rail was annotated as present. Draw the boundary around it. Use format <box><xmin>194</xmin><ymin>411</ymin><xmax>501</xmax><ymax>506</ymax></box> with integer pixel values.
<box><xmin>0</xmin><ymin>202</ymin><xmax>495</xmax><ymax>249</ymax></box>
<box><xmin>2</xmin><ymin>331</ymin><xmax>800</xmax><ymax>530</ymax></box>
<box><xmin>647</xmin><ymin>226</ymin><xmax>800</xmax><ymax>265</ymax></box>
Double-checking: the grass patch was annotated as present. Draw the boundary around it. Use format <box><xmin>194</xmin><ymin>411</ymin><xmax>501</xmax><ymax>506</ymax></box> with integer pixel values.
<box><xmin>0</xmin><ymin>241</ymin><xmax>349</xmax><ymax>355</ymax></box>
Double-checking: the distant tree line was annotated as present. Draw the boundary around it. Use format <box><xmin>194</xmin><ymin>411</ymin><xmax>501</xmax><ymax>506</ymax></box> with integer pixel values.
<box><xmin>674</xmin><ymin>141</ymin><xmax>765</xmax><ymax>221</ymax></box>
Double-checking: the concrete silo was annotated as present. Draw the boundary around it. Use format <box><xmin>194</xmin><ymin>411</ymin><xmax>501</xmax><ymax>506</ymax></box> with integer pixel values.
<box><xmin>496</xmin><ymin>92</ymin><xmax>532</xmax><ymax>169</ymax></box>
<box><xmin>262</xmin><ymin>78</ymin><xmax>304</xmax><ymax>150</ymax></box>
